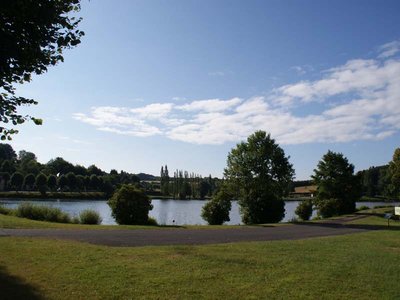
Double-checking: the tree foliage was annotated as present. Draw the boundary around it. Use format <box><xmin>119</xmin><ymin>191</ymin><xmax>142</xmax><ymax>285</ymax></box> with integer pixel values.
<box><xmin>108</xmin><ymin>184</ymin><xmax>153</xmax><ymax>225</ymax></box>
<box><xmin>295</xmin><ymin>199</ymin><xmax>313</xmax><ymax>221</ymax></box>
<box><xmin>23</xmin><ymin>173</ymin><xmax>35</xmax><ymax>190</ymax></box>
<box><xmin>10</xmin><ymin>171</ymin><xmax>23</xmax><ymax>190</ymax></box>
<box><xmin>201</xmin><ymin>188</ymin><xmax>232</xmax><ymax>225</ymax></box>
<box><xmin>387</xmin><ymin>148</ymin><xmax>400</xmax><ymax>198</ymax></box>
<box><xmin>35</xmin><ymin>173</ymin><xmax>48</xmax><ymax>194</ymax></box>
<box><xmin>312</xmin><ymin>151</ymin><xmax>361</xmax><ymax>216</ymax></box>
<box><xmin>0</xmin><ymin>0</ymin><xmax>84</xmax><ymax>139</ymax></box>
<box><xmin>224</xmin><ymin>131</ymin><xmax>294</xmax><ymax>224</ymax></box>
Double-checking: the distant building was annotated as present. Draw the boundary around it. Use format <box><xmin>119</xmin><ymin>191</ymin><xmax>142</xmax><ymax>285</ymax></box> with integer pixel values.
<box><xmin>290</xmin><ymin>185</ymin><xmax>317</xmax><ymax>198</ymax></box>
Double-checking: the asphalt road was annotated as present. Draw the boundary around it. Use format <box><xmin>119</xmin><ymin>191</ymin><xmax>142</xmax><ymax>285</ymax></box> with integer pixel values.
<box><xmin>0</xmin><ymin>215</ymin><xmax>374</xmax><ymax>247</ymax></box>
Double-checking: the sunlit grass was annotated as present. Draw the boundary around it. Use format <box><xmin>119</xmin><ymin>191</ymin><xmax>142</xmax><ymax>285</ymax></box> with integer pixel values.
<box><xmin>0</xmin><ymin>229</ymin><xmax>399</xmax><ymax>299</ymax></box>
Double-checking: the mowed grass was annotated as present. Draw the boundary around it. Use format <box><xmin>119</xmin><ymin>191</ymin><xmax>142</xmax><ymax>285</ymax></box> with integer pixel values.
<box><xmin>0</xmin><ymin>213</ymin><xmax>285</xmax><ymax>230</ymax></box>
<box><xmin>1</xmin><ymin>208</ymin><xmax>399</xmax><ymax>299</ymax></box>
<box><xmin>0</xmin><ymin>228</ymin><xmax>399</xmax><ymax>299</ymax></box>
<box><xmin>0</xmin><ymin>213</ymin><xmax>161</xmax><ymax>230</ymax></box>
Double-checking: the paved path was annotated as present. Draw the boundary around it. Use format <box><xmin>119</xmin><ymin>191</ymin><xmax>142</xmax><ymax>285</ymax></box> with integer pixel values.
<box><xmin>0</xmin><ymin>215</ymin><xmax>374</xmax><ymax>247</ymax></box>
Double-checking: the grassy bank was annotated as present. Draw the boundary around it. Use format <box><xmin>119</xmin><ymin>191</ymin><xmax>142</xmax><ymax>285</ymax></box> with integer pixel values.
<box><xmin>0</xmin><ymin>225</ymin><xmax>399</xmax><ymax>299</ymax></box>
<box><xmin>0</xmin><ymin>209</ymin><xmax>399</xmax><ymax>299</ymax></box>
<box><xmin>0</xmin><ymin>191</ymin><xmax>106</xmax><ymax>200</ymax></box>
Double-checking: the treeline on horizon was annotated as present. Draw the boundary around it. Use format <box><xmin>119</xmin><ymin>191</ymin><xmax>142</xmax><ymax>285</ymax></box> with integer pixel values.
<box><xmin>0</xmin><ymin>144</ymin><xmax>222</xmax><ymax>199</ymax></box>
<box><xmin>0</xmin><ymin>143</ymin><xmax>393</xmax><ymax>200</ymax></box>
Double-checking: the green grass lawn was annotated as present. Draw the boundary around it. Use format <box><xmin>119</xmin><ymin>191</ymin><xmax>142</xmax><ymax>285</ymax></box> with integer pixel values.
<box><xmin>0</xmin><ymin>213</ymin><xmax>286</xmax><ymax>230</ymax></box>
<box><xmin>0</xmin><ymin>210</ymin><xmax>399</xmax><ymax>299</ymax></box>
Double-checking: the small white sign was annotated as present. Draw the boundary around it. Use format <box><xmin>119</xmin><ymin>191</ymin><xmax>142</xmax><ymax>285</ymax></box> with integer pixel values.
<box><xmin>395</xmin><ymin>207</ymin><xmax>400</xmax><ymax>216</ymax></box>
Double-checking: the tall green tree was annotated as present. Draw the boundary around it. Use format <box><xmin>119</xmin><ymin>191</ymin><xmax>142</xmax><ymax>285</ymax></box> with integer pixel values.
<box><xmin>312</xmin><ymin>151</ymin><xmax>361</xmax><ymax>217</ymax></box>
<box><xmin>66</xmin><ymin>172</ymin><xmax>77</xmax><ymax>191</ymax></box>
<box><xmin>10</xmin><ymin>172</ymin><xmax>23</xmax><ymax>191</ymax></box>
<box><xmin>23</xmin><ymin>173</ymin><xmax>35</xmax><ymax>190</ymax></box>
<box><xmin>47</xmin><ymin>175</ymin><xmax>57</xmax><ymax>191</ymax></box>
<box><xmin>1</xmin><ymin>160</ymin><xmax>15</xmax><ymax>174</ymax></box>
<box><xmin>0</xmin><ymin>0</ymin><xmax>84</xmax><ymax>139</ymax></box>
<box><xmin>224</xmin><ymin>131</ymin><xmax>294</xmax><ymax>224</ymax></box>
<box><xmin>35</xmin><ymin>173</ymin><xmax>48</xmax><ymax>195</ymax></box>
<box><xmin>58</xmin><ymin>175</ymin><xmax>68</xmax><ymax>191</ymax></box>
<box><xmin>0</xmin><ymin>143</ymin><xmax>16</xmax><ymax>162</ymax></box>
<box><xmin>387</xmin><ymin>148</ymin><xmax>400</xmax><ymax>198</ymax></box>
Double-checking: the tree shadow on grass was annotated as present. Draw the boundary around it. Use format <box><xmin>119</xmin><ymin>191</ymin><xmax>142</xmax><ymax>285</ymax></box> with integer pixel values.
<box><xmin>0</xmin><ymin>266</ymin><xmax>43</xmax><ymax>300</ymax></box>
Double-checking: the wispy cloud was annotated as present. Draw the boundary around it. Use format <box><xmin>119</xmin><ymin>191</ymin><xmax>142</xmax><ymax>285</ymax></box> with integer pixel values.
<box><xmin>176</xmin><ymin>98</ymin><xmax>242</xmax><ymax>112</ymax></box>
<box><xmin>378</xmin><ymin>40</ymin><xmax>400</xmax><ymax>58</ymax></box>
<box><xmin>74</xmin><ymin>41</ymin><xmax>400</xmax><ymax>145</ymax></box>
<box><xmin>290</xmin><ymin>65</ymin><xmax>314</xmax><ymax>75</ymax></box>
<box><xmin>208</xmin><ymin>71</ymin><xmax>225</xmax><ymax>76</ymax></box>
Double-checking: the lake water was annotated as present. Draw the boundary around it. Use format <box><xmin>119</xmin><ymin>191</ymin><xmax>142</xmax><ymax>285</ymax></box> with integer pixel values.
<box><xmin>0</xmin><ymin>199</ymin><xmax>398</xmax><ymax>225</ymax></box>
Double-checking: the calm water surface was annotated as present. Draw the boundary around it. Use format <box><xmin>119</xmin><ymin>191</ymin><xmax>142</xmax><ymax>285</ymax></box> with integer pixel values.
<box><xmin>0</xmin><ymin>199</ymin><xmax>398</xmax><ymax>225</ymax></box>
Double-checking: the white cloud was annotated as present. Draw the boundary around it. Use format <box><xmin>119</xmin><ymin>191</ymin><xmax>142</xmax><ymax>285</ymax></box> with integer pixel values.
<box><xmin>74</xmin><ymin>41</ymin><xmax>400</xmax><ymax>146</ymax></box>
<box><xmin>176</xmin><ymin>98</ymin><xmax>242</xmax><ymax>112</ymax></box>
<box><xmin>378</xmin><ymin>40</ymin><xmax>400</xmax><ymax>58</ymax></box>
<box><xmin>130</xmin><ymin>103</ymin><xmax>173</xmax><ymax>119</ymax></box>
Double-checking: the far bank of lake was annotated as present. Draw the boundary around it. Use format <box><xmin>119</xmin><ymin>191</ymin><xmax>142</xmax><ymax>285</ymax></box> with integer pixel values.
<box><xmin>1</xmin><ymin>199</ymin><xmax>399</xmax><ymax>226</ymax></box>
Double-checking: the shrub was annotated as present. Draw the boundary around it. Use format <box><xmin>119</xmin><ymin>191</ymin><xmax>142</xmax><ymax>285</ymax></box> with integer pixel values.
<box><xmin>316</xmin><ymin>198</ymin><xmax>341</xmax><ymax>218</ymax></box>
<box><xmin>147</xmin><ymin>217</ymin><xmax>158</xmax><ymax>226</ymax></box>
<box><xmin>108</xmin><ymin>184</ymin><xmax>153</xmax><ymax>225</ymax></box>
<box><xmin>72</xmin><ymin>215</ymin><xmax>80</xmax><ymax>224</ymax></box>
<box><xmin>295</xmin><ymin>199</ymin><xmax>313</xmax><ymax>221</ymax></box>
<box><xmin>357</xmin><ymin>205</ymin><xmax>370</xmax><ymax>212</ymax></box>
<box><xmin>78</xmin><ymin>209</ymin><xmax>102</xmax><ymax>225</ymax></box>
<box><xmin>0</xmin><ymin>204</ymin><xmax>13</xmax><ymax>215</ymax></box>
<box><xmin>201</xmin><ymin>189</ymin><xmax>232</xmax><ymax>225</ymax></box>
<box><xmin>16</xmin><ymin>203</ymin><xmax>71</xmax><ymax>223</ymax></box>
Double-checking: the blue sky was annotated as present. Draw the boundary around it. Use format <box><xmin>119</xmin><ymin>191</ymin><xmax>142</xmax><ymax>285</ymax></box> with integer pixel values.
<box><xmin>9</xmin><ymin>0</ymin><xmax>400</xmax><ymax>179</ymax></box>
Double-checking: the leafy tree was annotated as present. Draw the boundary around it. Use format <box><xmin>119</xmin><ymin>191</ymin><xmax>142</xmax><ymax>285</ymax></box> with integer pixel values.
<box><xmin>90</xmin><ymin>174</ymin><xmax>100</xmax><ymax>190</ymax></box>
<box><xmin>19</xmin><ymin>159</ymin><xmax>40</xmax><ymax>175</ymax></box>
<box><xmin>58</xmin><ymin>174</ymin><xmax>68</xmax><ymax>191</ymax></box>
<box><xmin>1</xmin><ymin>159</ymin><xmax>15</xmax><ymax>174</ymax></box>
<box><xmin>35</xmin><ymin>173</ymin><xmax>47</xmax><ymax>195</ymax></box>
<box><xmin>88</xmin><ymin>165</ymin><xmax>103</xmax><ymax>176</ymax></box>
<box><xmin>199</xmin><ymin>180</ymin><xmax>211</xmax><ymax>199</ymax></box>
<box><xmin>201</xmin><ymin>188</ymin><xmax>232</xmax><ymax>225</ymax></box>
<box><xmin>23</xmin><ymin>173</ymin><xmax>35</xmax><ymax>190</ymax></box>
<box><xmin>387</xmin><ymin>148</ymin><xmax>400</xmax><ymax>198</ymax></box>
<box><xmin>84</xmin><ymin>176</ymin><xmax>91</xmax><ymax>190</ymax></box>
<box><xmin>76</xmin><ymin>175</ymin><xmax>85</xmax><ymax>190</ymax></box>
<box><xmin>110</xmin><ymin>169</ymin><xmax>118</xmax><ymax>176</ymax></box>
<box><xmin>0</xmin><ymin>0</ymin><xmax>84</xmax><ymax>139</ymax></box>
<box><xmin>108</xmin><ymin>184</ymin><xmax>153</xmax><ymax>225</ymax></box>
<box><xmin>0</xmin><ymin>171</ymin><xmax>10</xmax><ymax>188</ymax></box>
<box><xmin>0</xmin><ymin>143</ymin><xmax>16</xmax><ymax>161</ymax></box>
<box><xmin>47</xmin><ymin>175</ymin><xmax>57</xmax><ymax>191</ymax></box>
<box><xmin>18</xmin><ymin>150</ymin><xmax>36</xmax><ymax>162</ymax></box>
<box><xmin>46</xmin><ymin>157</ymin><xmax>74</xmax><ymax>175</ymax></box>
<box><xmin>312</xmin><ymin>151</ymin><xmax>361</xmax><ymax>217</ymax></box>
<box><xmin>66</xmin><ymin>172</ymin><xmax>77</xmax><ymax>191</ymax></box>
<box><xmin>73</xmin><ymin>165</ymin><xmax>87</xmax><ymax>176</ymax></box>
<box><xmin>10</xmin><ymin>172</ymin><xmax>23</xmax><ymax>191</ymax></box>
<box><xmin>295</xmin><ymin>199</ymin><xmax>313</xmax><ymax>221</ymax></box>
<box><xmin>224</xmin><ymin>131</ymin><xmax>294</xmax><ymax>224</ymax></box>
<box><xmin>317</xmin><ymin>198</ymin><xmax>341</xmax><ymax>219</ymax></box>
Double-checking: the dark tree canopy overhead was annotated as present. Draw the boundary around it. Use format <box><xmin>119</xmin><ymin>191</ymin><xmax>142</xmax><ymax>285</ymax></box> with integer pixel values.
<box><xmin>224</xmin><ymin>131</ymin><xmax>294</xmax><ymax>224</ymax></box>
<box><xmin>0</xmin><ymin>0</ymin><xmax>84</xmax><ymax>139</ymax></box>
